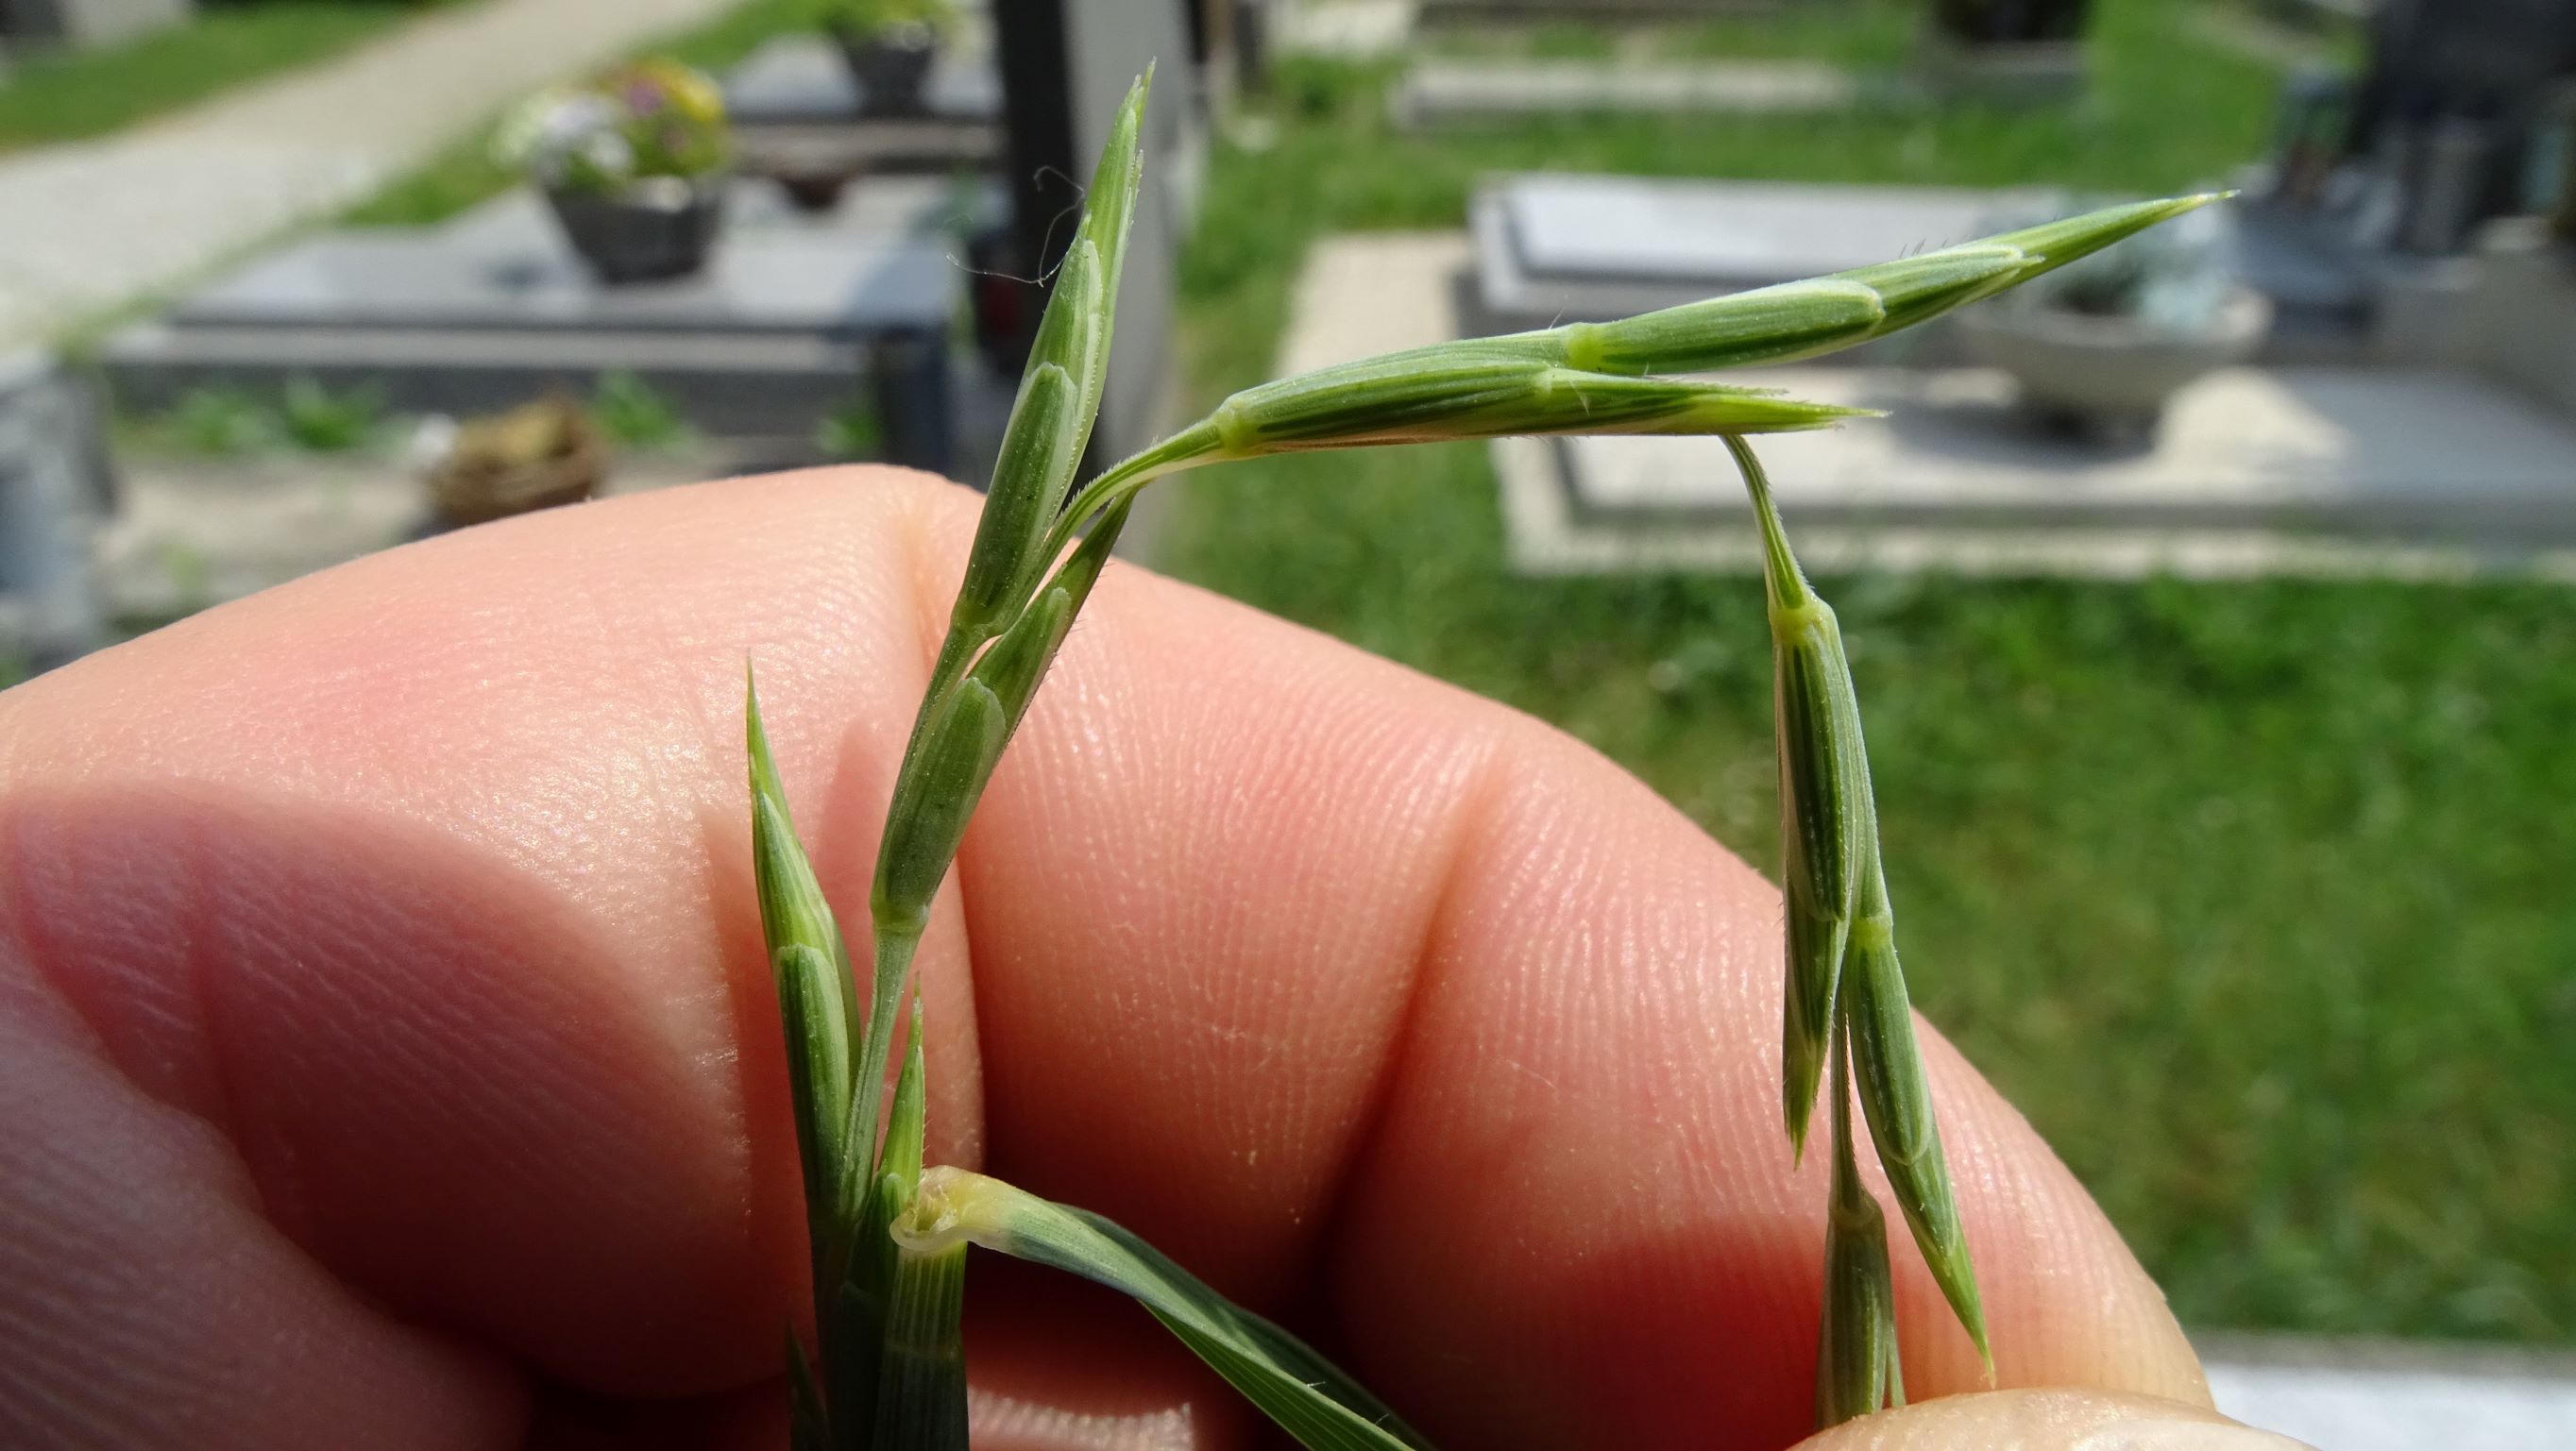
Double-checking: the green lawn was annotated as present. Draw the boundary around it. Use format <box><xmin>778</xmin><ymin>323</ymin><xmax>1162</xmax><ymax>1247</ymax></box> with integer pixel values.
<box><xmin>1157</xmin><ymin>2</ymin><xmax>2576</xmax><ymax>1342</ymax></box>
<box><xmin>0</xmin><ymin>1</ymin><xmax>442</xmax><ymax>154</ymax></box>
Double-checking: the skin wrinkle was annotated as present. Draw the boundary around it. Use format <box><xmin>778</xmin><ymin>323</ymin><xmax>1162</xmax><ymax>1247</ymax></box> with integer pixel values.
<box><xmin>0</xmin><ymin>795</ymin><xmax>276</xmax><ymax>1239</ymax></box>
<box><xmin>0</xmin><ymin>926</ymin><xmax>531</xmax><ymax>1449</ymax></box>
<box><xmin>0</xmin><ymin>482</ymin><xmax>907</xmax><ymax>1436</ymax></box>
<box><xmin>1330</xmin><ymin>724</ymin><xmax>2061</xmax><ymax>1448</ymax></box>
<box><xmin>191</xmin><ymin>801</ymin><xmax>631</xmax><ymax>1258</ymax></box>
<box><xmin>955</xmin><ymin>527</ymin><xmax>1482</xmax><ymax>1302</ymax></box>
<box><xmin>0</xmin><ymin>811</ymin><xmax>119</xmax><ymax>1072</ymax></box>
<box><xmin>1299</xmin><ymin>719</ymin><xmax>1517</xmax><ymax>1351</ymax></box>
<box><xmin>1214</xmin><ymin>665</ymin><xmax>1494</xmax><ymax>1236</ymax></box>
<box><xmin>5</xmin><ymin>783</ymin><xmax>798</xmax><ymax>1392</ymax></box>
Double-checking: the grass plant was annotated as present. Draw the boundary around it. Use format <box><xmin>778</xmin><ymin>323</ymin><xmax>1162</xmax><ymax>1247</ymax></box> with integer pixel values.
<box><xmin>593</xmin><ymin>371</ymin><xmax>697</xmax><ymax>451</ymax></box>
<box><xmin>1163</xmin><ymin>8</ymin><xmax>2570</xmax><ymax>1347</ymax></box>
<box><xmin>744</xmin><ymin>60</ymin><xmax>2215</xmax><ymax>1445</ymax></box>
<box><xmin>122</xmin><ymin>379</ymin><xmax>384</xmax><ymax>457</ymax></box>
<box><xmin>278</xmin><ymin>377</ymin><xmax>386</xmax><ymax>452</ymax></box>
<box><xmin>155</xmin><ymin>387</ymin><xmax>278</xmax><ymax>457</ymax></box>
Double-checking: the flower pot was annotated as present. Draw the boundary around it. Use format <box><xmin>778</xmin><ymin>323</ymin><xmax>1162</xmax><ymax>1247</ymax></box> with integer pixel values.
<box><xmin>833</xmin><ymin>25</ymin><xmax>940</xmax><ymax>117</ymax></box>
<box><xmin>545</xmin><ymin>176</ymin><xmax>726</xmax><ymax>285</ymax></box>
<box><xmin>1956</xmin><ymin>287</ymin><xmax>2273</xmax><ymax>440</ymax></box>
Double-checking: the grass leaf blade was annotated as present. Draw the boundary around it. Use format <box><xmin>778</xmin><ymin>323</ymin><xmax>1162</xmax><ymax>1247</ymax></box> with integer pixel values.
<box><xmin>898</xmin><ymin>1169</ymin><xmax>1435</xmax><ymax>1451</ymax></box>
<box><xmin>747</xmin><ymin>672</ymin><xmax>863</xmax><ymax>1256</ymax></box>
<box><xmin>871</xmin><ymin>1240</ymin><xmax>970</xmax><ymax>1451</ymax></box>
<box><xmin>849</xmin><ymin>998</ymin><xmax>932</xmax><ymax>1331</ymax></box>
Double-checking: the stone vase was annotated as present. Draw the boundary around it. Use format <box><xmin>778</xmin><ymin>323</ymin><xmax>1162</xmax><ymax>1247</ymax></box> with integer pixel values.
<box><xmin>1956</xmin><ymin>288</ymin><xmax>2274</xmax><ymax>440</ymax></box>
<box><xmin>833</xmin><ymin>25</ymin><xmax>939</xmax><ymax>117</ymax></box>
<box><xmin>545</xmin><ymin>176</ymin><xmax>726</xmax><ymax>285</ymax></box>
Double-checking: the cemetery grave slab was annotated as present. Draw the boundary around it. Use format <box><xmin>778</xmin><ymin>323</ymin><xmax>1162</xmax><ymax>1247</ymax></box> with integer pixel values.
<box><xmin>1471</xmin><ymin>174</ymin><xmax>2051</xmax><ymax>351</ymax></box>
<box><xmin>722</xmin><ymin>34</ymin><xmax>1005</xmax><ymax>193</ymax></box>
<box><xmin>102</xmin><ymin>176</ymin><xmax>975</xmax><ymax>470</ymax></box>
<box><xmin>1476</xmin><ymin>171</ymin><xmax>2418</xmax><ymax>368</ymax></box>
<box><xmin>1498</xmin><ymin>365</ymin><xmax>2576</xmax><ymax>580</ymax></box>
<box><xmin>1394</xmin><ymin>58</ymin><xmax>1862</xmax><ymax>127</ymax></box>
<box><xmin>723</xmin><ymin>32</ymin><xmax>1004</xmax><ymax>127</ymax></box>
<box><xmin>1280</xmin><ymin>226</ymin><xmax>2576</xmax><ymax>582</ymax></box>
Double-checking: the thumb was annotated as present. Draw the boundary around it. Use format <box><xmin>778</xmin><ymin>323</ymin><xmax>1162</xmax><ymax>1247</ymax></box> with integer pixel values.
<box><xmin>1792</xmin><ymin>1391</ymin><xmax>2314</xmax><ymax>1451</ymax></box>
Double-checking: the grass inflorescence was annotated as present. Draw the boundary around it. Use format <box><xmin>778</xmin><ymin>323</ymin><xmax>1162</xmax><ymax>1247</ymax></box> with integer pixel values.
<box><xmin>743</xmin><ymin>61</ymin><xmax>2213</xmax><ymax>1448</ymax></box>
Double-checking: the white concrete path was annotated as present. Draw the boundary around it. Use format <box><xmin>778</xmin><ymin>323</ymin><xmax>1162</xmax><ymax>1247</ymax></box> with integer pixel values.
<box><xmin>2204</xmin><ymin>1336</ymin><xmax>2576</xmax><ymax>1451</ymax></box>
<box><xmin>0</xmin><ymin>0</ymin><xmax>741</xmax><ymax>349</ymax></box>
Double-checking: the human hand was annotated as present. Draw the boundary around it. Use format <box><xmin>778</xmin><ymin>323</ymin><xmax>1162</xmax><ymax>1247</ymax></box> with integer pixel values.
<box><xmin>0</xmin><ymin>471</ymin><xmax>2297</xmax><ymax>1449</ymax></box>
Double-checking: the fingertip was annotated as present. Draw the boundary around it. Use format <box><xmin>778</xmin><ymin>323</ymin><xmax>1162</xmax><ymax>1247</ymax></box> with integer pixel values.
<box><xmin>1790</xmin><ymin>1390</ymin><xmax>2313</xmax><ymax>1451</ymax></box>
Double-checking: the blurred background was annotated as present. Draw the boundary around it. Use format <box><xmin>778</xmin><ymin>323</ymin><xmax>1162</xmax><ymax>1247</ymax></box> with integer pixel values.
<box><xmin>2</xmin><ymin>0</ymin><xmax>2572</xmax><ymax>1445</ymax></box>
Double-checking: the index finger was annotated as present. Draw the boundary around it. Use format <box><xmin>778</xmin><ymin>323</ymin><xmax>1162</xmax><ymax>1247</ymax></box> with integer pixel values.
<box><xmin>0</xmin><ymin>469</ymin><xmax>2204</xmax><ymax>1447</ymax></box>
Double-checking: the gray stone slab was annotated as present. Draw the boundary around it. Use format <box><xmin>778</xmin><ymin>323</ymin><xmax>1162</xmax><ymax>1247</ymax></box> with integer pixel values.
<box><xmin>1470</xmin><ymin>175</ymin><xmax>2053</xmax><ymax>346</ymax></box>
<box><xmin>723</xmin><ymin>34</ymin><xmax>1002</xmax><ymax>125</ymax></box>
<box><xmin>2450</xmin><ymin>221</ymin><xmax>2576</xmax><ymax>420</ymax></box>
<box><xmin>1395</xmin><ymin>58</ymin><xmax>1860</xmax><ymax>127</ymax></box>
<box><xmin>108</xmin><ymin>316</ymin><xmax>860</xmax><ymax>406</ymax></box>
<box><xmin>1507</xmin><ymin>174</ymin><xmax>2025</xmax><ymax>287</ymax></box>
<box><xmin>1566</xmin><ymin>367</ymin><xmax>2576</xmax><ymax>536</ymax></box>
<box><xmin>1498</xmin><ymin>365</ymin><xmax>2576</xmax><ymax>580</ymax></box>
<box><xmin>165</xmin><ymin>230</ymin><xmax>951</xmax><ymax>338</ymax></box>
<box><xmin>731</xmin><ymin>114</ymin><xmax>1004</xmax><ymax>183</ymax></box>
<box><xmin>2229</xmin><ymin>197</ymin><xmax>2384</xmax><ymax>364</ymax></box>
<box><xmin>104</xmin><ymin>178</ymin><xmax>967</xmax><ymax>463</ymax></box>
